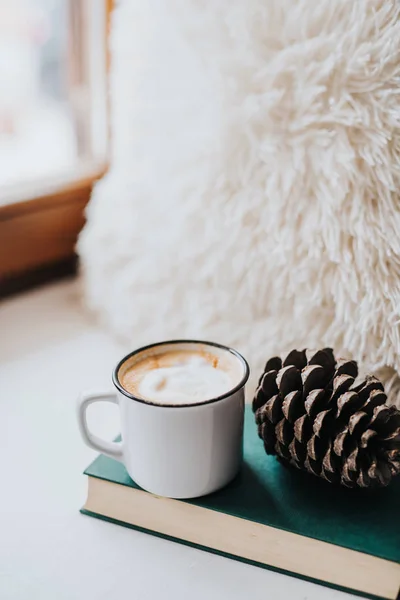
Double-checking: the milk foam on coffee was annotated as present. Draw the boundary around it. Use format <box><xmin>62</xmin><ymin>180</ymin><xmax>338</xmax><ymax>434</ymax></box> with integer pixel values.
<box><xmin>120</xmin><ymin>349</ymin><xmax>238</xmax><ymax>405</ymax></box>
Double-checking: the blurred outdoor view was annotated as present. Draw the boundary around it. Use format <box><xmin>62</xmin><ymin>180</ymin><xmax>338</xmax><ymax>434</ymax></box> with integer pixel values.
<box><xmin>0</xmin><ymin>0</ymin><xmax>107</xmax><ymax>198</ymax></box>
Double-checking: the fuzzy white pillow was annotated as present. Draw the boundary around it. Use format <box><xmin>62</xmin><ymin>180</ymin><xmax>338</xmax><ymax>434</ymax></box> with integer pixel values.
<box><xmin>78</xmin><ymin>0</ymin><xmax>400</xmax><ymax>404</ymax></box>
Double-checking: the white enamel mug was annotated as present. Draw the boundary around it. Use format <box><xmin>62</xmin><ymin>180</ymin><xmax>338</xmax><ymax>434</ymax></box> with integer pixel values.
<box><xmin>77</xmin><ymin>340</ymin><xmax>250</xmax><ymax>499</ymax></box>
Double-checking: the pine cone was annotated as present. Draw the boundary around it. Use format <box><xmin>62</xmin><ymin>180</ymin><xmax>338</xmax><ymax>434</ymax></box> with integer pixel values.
<box><xmin>253</xmin><ymin>348</ymin><xmax>400</xmax><ymax>488</ymax></box>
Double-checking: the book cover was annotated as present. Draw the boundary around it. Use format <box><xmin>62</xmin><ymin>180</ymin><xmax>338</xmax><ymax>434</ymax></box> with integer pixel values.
<box><xmin>81</xmin><ymin>405</ymin><xmax>400</xmax><ymax>599</ymax></box>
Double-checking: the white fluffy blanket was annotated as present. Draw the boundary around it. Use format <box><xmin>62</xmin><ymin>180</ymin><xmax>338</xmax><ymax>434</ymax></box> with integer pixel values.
<box><xmin>78</xmin><ymin>0</ymin><xmax>400</xmax><ymax>404</ymax></box>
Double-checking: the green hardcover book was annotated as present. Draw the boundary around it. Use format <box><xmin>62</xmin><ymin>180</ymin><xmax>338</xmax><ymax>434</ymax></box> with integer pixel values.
<box><xmin>81</xmin><ymin>406</ymin><xmax>400</xmax><ymax>600</ymax></box>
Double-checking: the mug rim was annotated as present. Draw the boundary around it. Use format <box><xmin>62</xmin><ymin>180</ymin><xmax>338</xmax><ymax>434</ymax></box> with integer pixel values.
<box><xmin>112</xmin><ymin>339</ymin><xmax>250</xmax><ymax>408</ymax></box>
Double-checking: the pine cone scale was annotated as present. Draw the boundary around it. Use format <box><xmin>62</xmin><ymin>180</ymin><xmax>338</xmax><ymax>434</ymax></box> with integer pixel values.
<box><xmin>304</xmin><ymin>389</ymin><xmax>327</xmax><ymax>417</ymax></box>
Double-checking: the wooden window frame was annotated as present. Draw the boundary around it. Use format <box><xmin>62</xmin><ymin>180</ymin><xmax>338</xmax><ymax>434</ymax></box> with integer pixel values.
<box><xmin>0</xmin><ymin>0</ymin><xmax>113</xmax><ymax>297</ymax></box>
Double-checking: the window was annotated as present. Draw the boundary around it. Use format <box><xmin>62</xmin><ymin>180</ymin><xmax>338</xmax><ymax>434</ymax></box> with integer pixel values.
<box><xmin>0</xmin><ymin>0</ymin><xmax>110</xmax><ymax>293</ymax></box>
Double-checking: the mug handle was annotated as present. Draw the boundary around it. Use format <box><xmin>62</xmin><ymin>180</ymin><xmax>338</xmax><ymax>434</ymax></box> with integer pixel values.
<box><xmin>77</xmin><ymin>391</ymin><xmax>124</xmax><ymax>461</ymax></box>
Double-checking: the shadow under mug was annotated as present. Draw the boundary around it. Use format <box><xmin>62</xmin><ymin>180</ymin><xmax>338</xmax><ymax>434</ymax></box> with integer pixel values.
<box><xmin>77</xmin><ymin>340</ymin><xmax>250</xmax><ymax>499</ymax></box>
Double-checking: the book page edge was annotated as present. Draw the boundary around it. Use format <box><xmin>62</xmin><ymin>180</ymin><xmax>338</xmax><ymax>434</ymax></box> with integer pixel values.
<box><xmin>84</xmin><ymin>476</ymin><xmax>400</xmax><ymax>600</ymax></box>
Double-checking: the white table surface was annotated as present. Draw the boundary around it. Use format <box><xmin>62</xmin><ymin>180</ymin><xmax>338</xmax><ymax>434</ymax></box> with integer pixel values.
<box><xmin>0</xmin><ymin>279</ymin><xmax>356</xmax><ymax>600</ymax></box>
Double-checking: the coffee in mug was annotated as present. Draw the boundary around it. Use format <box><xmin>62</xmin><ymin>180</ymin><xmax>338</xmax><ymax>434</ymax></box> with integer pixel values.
<box><xmin>119</xmin><ymin>347</ymin><xmax>241</xmax><ymax>405</ymax></box>
<box><xmin>77</xmin><ymin>340</ymin><xmax>249</xmax><ymax>498</ymax></box>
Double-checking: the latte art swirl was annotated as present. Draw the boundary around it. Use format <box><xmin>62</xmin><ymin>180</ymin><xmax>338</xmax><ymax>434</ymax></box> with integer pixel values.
<box><xmin>138</xmin><ymin>355</ymin><xmax>231</xmax><ymax>404</ymax></box>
